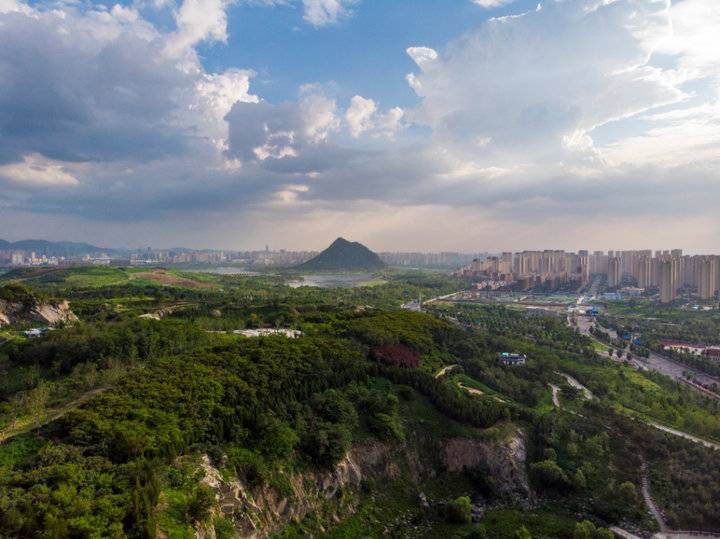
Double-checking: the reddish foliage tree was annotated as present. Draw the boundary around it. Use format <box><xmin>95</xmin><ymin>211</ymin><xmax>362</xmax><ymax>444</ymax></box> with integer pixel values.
<box><xmin>370</xmin><ymin>345</ymin><xmax>420</xmax><ymax>369</ymax></box>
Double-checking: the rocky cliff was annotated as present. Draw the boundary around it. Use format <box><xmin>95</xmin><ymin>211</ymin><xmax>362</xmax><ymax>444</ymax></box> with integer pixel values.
<box><xmin>0</xmin><ymin>298</ymin><xmax>78</xmax><ymax>327</ymax></box>
<box><xmin>194</xmin><ymin>430</ymin><xmax>530</xmax><ymax>538</ymax></box>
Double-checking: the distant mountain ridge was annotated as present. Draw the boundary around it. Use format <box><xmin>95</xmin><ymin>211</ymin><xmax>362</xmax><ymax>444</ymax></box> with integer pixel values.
<box><xmin>297</xmin><ymin>238</ymin><xmax>386</xmax><ymax>271</ymax></box>
<box><xmin>0</xmin><ymin>239</ymin><xmax>116</xmax><ymax>257</ymax></box>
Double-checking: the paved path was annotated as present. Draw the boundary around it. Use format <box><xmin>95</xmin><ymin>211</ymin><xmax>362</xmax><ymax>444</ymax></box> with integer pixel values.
<box><xmin>549</xmin><ymin>384</ymin><xmax>561</xmax><ymax>407</ymax></box>
<box><xmin>435</xmin><ymin>364</ymin><xmax>459</xmax><ymax>379</ymax></box>
<box><xmin>647</xmin><ymin>421</ymin><xmax>720</xmax><ymax>451</ymax></box>
<box><xmin>610</xmin><ymin>527</ymin><xmax>644</xmax><ymax>539</ymax></box>
<box><xmin>557</xmin><ymin>371</ymin><xmax>594</xmax><ymax>399</ymax></box>
<box><xmin>642</xmin><ymin>462</ymin><xmax>667</xmax><ymax>532</ymax></box>
<box><xmin>458</xmin><ymin>383</ymin><xmax>484</xmax><ymax>397</ymax></box>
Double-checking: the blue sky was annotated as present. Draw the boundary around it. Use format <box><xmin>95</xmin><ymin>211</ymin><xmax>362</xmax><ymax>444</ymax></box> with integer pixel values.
<box><xmin>1</xmin><ymin>0</ymin><xmax>719</xmax><ymax>251</ymax></box>
<box><xmin>205</xmin><ymin>0</ymin><xmax>538</xmax><ymax>106</ymax></box>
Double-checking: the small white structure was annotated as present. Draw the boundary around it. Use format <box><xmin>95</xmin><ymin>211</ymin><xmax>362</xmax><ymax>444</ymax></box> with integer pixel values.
<box><xmin>498</xmin><ymin>352</ymin><xmax>527</xmax><ymax>366</ymax></box>
<box><xmin>233</xmin><ymin>328</ymin><xmax>303</xmax><ymax>338</ymax></box>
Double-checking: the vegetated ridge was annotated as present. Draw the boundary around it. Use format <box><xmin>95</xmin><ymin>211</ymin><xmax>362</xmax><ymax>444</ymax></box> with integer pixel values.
<box><xmin>0</xmin><ymin>239</ymin><xmax>114</xmax><ymax>257</ymax></box>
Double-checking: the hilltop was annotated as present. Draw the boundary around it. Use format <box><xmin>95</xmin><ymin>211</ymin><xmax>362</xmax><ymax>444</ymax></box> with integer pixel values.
<box><xmin>296</xmin><ymin>237</ymin><xmax>386</xmax><ymax>272</ymax></box>
<box><xmin>0</xmin><ymin>239</ymin><xmax>115</xmax><ymax>257</ymax></box>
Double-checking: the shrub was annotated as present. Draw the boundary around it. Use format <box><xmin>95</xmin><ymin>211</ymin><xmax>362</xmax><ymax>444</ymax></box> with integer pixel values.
<box><xmin>446</xmin><ymin>496</ymin><xmax>472</xmax><ymax>524</ymax></box>
<box><xmin>370</xmin><ymin>345</ymin><xmax>421</xmax><ymax>368</ymax></box>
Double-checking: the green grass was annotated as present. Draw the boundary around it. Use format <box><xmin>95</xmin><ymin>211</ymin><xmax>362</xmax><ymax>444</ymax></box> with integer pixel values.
<box><xmin>62</xmin><ymin>267</ymin><xmax>131</xmax><ymax>287</ymax></box>
<box><xmin>356</xmin><ymin>278</ymin><xmax>388</xmax><ymax>288</ymax></box>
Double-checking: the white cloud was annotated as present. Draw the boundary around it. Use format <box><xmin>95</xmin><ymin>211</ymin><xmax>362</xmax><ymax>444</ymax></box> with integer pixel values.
<box><xmin>300</xmin><ymin>93</ymin><xmax>341</xmax><ymax>142</ymax></box>
<box><xmin>0</xmin><ymin>0</ymin><xmax>31</xmax><ymax>15</ymax></box>
<box><xmin>0</xmin><ymin>154</ymin><xmax>79</xmax><ymax>187</ymax></box>
<box><xmin>655</xmin><ymin>0</ymin><xmax>720</xmax><ymax>81</ymax></box>
<box><xmin>345</xmin><ymin>95</ymin><xmax>403</xmax><ymax>138</ymax></box>
<box><xmin>2</xmin><ymin>0</ymin><xmax>720</xmax><ymax>251</ymax></box>
<box><xmin>406</xmin><ymin>46</ymin><xmax>438</xmax><ymax>68</ymax></box>
<box><xmin>345</xmin><ymin>95</ymin><xmax>376</xmax><ymax>137</ymax></box>
<box><xmin>164</xmin><ymin>0</ymin><xmax>231</xmax><ymax>58</ymax></box>
<box><xmin>406</xmin><ymin>0</ymin><xmax>684</xmax><ymax>169</ymax></box>
<box><xmin>471</xmin><ymin>0</ymin><xmax>516</xmax><ymax>8</ymax></box>
<box><xmin>302</xmin><ymin>0</ymin><xmax>356</xmax><ymax>27</ymax></box>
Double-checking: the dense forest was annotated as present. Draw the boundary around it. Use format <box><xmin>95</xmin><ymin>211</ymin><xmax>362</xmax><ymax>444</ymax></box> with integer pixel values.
<box><xmin>1</xmin><ymin>271</ymin><xmax>719</xmax><ymax>537</ymax></box>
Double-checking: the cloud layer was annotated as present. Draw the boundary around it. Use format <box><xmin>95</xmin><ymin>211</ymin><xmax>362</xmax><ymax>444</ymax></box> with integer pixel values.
<box><xmin>0</xmin><ymin>0</ymin><xmax>718</xmax><ymax>250</ymax></box>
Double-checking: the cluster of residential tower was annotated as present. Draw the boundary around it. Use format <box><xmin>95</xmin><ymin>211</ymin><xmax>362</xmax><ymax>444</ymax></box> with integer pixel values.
<box><xmin>459</xmin><ymin>249</ymin><xmax>719</xmax><ymax>303</ymax></box>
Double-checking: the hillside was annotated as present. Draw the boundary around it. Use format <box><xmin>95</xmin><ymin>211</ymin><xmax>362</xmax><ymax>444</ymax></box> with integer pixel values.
<box><xmin>1</xmin><ymin>274</ymin><xmax>720</xmax><ymax>538</ymax></box>
<box><xmin>0</xmin><ymin>239</ymin><xmax>114</xmax><ymax>257</ymax></box>
<box><xmin>297</xmin><ymin>237</ymin><xmax>386</xmax><ymax>271</ymax></box>
<box><xmin>0</xmin><ymin>283</ymin><xmax>78</xmax><ymax>327</ymax></box>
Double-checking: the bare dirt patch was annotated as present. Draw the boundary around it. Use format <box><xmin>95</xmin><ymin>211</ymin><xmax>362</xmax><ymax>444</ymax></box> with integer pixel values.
<box><xmin>130</xmin><ymin>270</ymin><xmax>212</xmax><ymax>289</ymax></box>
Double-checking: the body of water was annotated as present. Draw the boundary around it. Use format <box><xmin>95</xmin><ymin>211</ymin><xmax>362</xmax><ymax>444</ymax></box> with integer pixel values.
<box><xmin>287</xmin><ymin>273</ymin><xmax>378</xmax><ymax>288</ymax></box>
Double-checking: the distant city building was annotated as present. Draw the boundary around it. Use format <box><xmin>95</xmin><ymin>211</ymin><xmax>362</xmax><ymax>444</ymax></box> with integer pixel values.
<box><xmin>607</xmin><ymin>257</ymin><xmax>621</xmax><ymax>288</ymax></box>
<box><xmin>660</xmin><ymin>259</ymin><xmax>678</xmax><ymax>303</ymax></box>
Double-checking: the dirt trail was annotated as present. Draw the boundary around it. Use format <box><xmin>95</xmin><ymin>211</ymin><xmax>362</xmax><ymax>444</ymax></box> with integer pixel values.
<box><xmin>0</xmin><ymin>387</ymin><xmax>107</xmax><ymax>445</ymax></box>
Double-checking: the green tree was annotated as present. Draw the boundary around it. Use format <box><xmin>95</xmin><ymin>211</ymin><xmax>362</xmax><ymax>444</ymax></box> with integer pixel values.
<box><xmin>446</xmin><ymin>496</ymin><xmax>472</xmax><ymax>524</ymax></box>
<box><xmin>186</xmin><ymin>484</ymin><xmax>215</xmax><ymax>523</ymax></box>
<box><xmin>618</xmin><ymin>481</ymin><xmax>639</xmax><ymax>507</ymax></box>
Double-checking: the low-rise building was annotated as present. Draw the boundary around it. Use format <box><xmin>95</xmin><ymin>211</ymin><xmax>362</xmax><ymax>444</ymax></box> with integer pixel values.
<box><xmin>498</xmin><ymin>352</ymin><xmax>527</xmax><ymax>366</ymax></box>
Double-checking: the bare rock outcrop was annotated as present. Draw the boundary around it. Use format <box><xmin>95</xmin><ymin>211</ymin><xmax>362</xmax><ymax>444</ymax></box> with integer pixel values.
<box><xmin>442</xmin><ymin>430</ymin><xmax>531</xmax><ymax>503</ymax></box>
<box><xmin>0</xmin><ymin>299</ymin><xmax>78</xmax><ymax>327</ymax></box>
<box><xmin>192</xmin><ymin>431</ymin><xmax>531</xmax><ymax>538</ymax></box>
<box><xmin>196</xmin><ymin>442</ymin><xmax>398</xmax><ymax>539</ymax></box>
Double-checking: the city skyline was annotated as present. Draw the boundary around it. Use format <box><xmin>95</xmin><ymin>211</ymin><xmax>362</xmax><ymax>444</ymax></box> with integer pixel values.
<box><xmin>1</xmin><ymin>0</ymin><xmax>719</xmax><ymax>250</ymax></box>
<box><xmin>5</xmin><ymin>236</ymin><xmax>720</xmax><ymax>257</ymax></box>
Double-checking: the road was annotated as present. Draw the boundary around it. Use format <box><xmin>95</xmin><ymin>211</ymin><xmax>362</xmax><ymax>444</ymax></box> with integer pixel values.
<box><xmin>574</xmin><ymin>315</ymin><xmax>720</xmax><ymax>395</ymax></box>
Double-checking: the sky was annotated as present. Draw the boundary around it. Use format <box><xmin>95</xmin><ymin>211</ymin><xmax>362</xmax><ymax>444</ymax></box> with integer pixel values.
<box><xmin>0</xmin><ymin>0</ymin><xmax>718</xmax><ymax>252</ymax></box>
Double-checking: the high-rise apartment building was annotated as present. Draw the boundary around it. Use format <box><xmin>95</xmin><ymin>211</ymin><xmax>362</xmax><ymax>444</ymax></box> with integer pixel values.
<box><xmin>607</xmin><ymin>257</ymin><xmax>621</xmax><ymax>288</ymax></box>
<box><xmin>660</xmin><ymin>259</ymin><xmax>678</xmax><ymax>303</ymax></box>
<box><xmin>698</xmin><ymin>257</ymin><xmax>718</xmax><ymax>300</ymax></box>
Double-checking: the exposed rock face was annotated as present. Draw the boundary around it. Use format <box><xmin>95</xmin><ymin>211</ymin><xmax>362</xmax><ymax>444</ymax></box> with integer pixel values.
<box><xmin>195</xmin><ymin>432</ymin><xmax>530</xmax><ymax>538</ymax></box>
<box><xmin>0</xmin><ymin>299</ymin><xmax>78</xmax><ymax>327</ymax></box>
<box><xmin>197</xmin><ymin>442</ymin><xmax>404</xmax><ymax>539</ymax></box>
<box><xmin>442</xmin><ymin>430</ymin><xmax>531</xmax><ymax>503</ymax></box>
